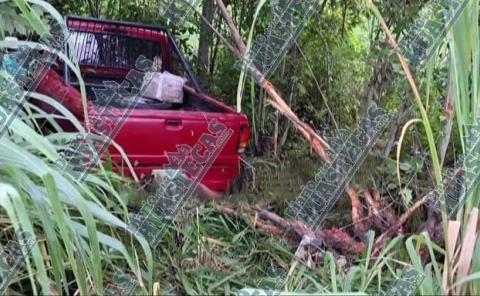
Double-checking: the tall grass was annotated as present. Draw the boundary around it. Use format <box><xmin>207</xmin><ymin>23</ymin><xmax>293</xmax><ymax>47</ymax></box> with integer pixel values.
<box><xmin>0</xmin><ymin>1</ymin><xmax>153</xmax><ymax>294</ymax></box>
<box><xmin>446</xmin><ymin>1</ymin><xmax>480</xmax><ymax>293</ymax></box>
<box><xmin>449</xmin><ymin>0</ymin><xmax>480</xmax><ymax>222</ymax></box>
<box><xmin>2</xmin><ymin>1</ymin><xmax>478</xmax><ymax>295</ymax></box>
<box><xmin>149</xmin><ymin>203</ymin><xmax>414</xmax><ymax>295</ymax></box>
<box><xmin>367</xmin><ymin>0</ymin><xmax>480</xmax><ymax>294</ymax></box>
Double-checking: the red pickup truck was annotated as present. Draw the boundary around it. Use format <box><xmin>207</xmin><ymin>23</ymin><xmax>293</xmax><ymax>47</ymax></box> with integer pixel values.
<box><xmin>36</xmin><ymin>16</ymin><xmax>250</xmax><ymax>194</ymax></box>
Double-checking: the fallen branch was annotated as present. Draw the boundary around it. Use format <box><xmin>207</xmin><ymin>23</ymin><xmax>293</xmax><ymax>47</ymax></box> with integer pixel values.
<box><xmin>216</xmin><ymin>204</ymin><xmax>238</xmax><ymax>217</ymax></box>
<box><xmin>317</xmin><ymin>229</ymin><xmax>366</xmax><ymax>254</ymax></box>
<box><xmin>346</xmin><ymin>188</ymin><xmax>369</xmax><ymax>239</ymax></box>
<box><xmin>250</xmin><ymin>218</ymin><xmax>284</xmax><ymax>236</ymax></box>
<box><xmin>373</xmin><ymin>194</ymin><xmax>429</xmax><ymax>253</ymax></box>
<box><xmin>364</xmin><ymin>189</ymin><xmax>387</xmax><ymax>231</ymax></box>
<box><xmin>216</xmin><ymin>204</ymin><xmax>365</xmax><ymax>256</ymax></box>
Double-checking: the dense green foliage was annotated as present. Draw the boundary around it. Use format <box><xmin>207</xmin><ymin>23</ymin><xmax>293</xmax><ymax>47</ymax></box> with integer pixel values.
<box><xmin>1</xmin><ymin>0</ymin><xmax>480</xmax><ymax>295</ymax></box>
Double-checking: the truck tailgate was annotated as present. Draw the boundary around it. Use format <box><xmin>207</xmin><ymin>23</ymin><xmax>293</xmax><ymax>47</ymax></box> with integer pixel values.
<box><xmin>107</xmin><ymin>108</ymin><xmax>246</xmax><ymax>191</ymax></box>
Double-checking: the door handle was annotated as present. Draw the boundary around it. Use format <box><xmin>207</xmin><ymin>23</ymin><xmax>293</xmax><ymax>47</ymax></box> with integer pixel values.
<box><xmin>165</xmin><ymin>119</ymin><xmax>182</xmax><ymax>126</ymax></box>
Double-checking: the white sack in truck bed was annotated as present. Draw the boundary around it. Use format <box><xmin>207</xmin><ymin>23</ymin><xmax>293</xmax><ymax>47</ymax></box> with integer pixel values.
<box><xmin>142</xmin><ymin>71</ymin><xmax>187</xmax><ymax>104</ymax></box>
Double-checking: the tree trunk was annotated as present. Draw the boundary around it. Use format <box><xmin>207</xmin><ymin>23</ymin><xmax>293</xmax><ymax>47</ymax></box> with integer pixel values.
<box><xmin>197</xmin><ymin>0</ymin><xmax>215</xmax><ymax>88</ymax></box>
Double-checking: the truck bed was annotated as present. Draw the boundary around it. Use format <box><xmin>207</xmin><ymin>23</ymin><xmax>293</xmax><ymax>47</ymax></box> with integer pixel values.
<box><xmin>82</xmin><ymin>76</ymin><xmax>225</xmax><ymax>113</ymax></box>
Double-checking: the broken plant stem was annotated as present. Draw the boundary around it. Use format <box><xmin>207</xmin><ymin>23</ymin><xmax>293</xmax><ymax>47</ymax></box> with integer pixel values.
<box><xmin>373</xmin><ymin>194</ymin><xmax>429</xmax><ymax>253</ymax></box>
<box><xmin>214</xmin><ymin>0</ymin><xmax>246</xmax><ymax>54</ymax></box>
<box><xmin>438</xmin><ymin>78</ymin><xmax>455</xmax><ymax>167</ymax></box>
<box><xmin>214</xmin><ymin>0</ymin><xmax>330</xmax><ymax>161</ymax></box>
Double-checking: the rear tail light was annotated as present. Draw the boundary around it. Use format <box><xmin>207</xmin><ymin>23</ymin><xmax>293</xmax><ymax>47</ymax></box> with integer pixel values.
<box><xmin>238</xmin><ymin>125</ymin><xmax>250</xmax><ymax>153</ymax></box>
